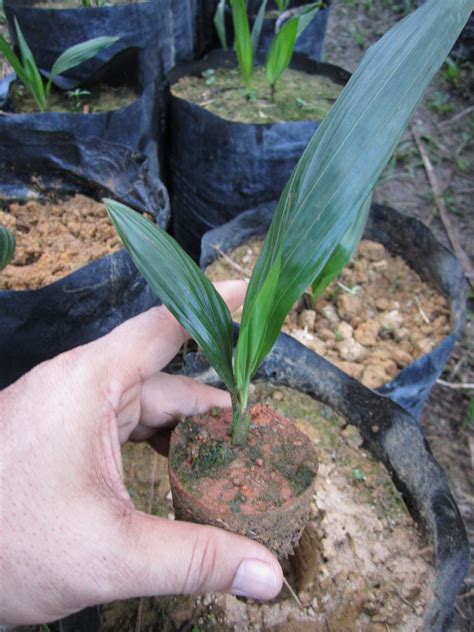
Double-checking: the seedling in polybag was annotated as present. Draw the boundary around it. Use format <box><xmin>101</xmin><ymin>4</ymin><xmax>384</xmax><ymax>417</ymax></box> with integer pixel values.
<box><xmin>0</xmin><ymin>17</ymin><xmax>118</xmax><ymax>112</ymax></box>
<box><xmin>105</xmin><ymin>0</ymin><xmax>473</xmax><ymax>447</ymax></box>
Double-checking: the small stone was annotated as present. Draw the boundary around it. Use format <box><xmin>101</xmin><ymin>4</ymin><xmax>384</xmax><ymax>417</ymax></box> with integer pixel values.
<box><xmin>381</xmin><ymin>359</ymin><xmax>398</xmax><ymax>378</ymax></box>
<box><xmin>337</xmin><ymin>321</ymin><xmax>353</xmax><ymax>339</ymax></box>
<box><xmin>362</xmin><ymin>365</ymin><xmax>388</xmax><ymax>389</ymax></box>
<box><xmin>338</xmin><ymin>338</ymin><xmax>367</xmax><ymax>363</ymax></box>
<box><xmin>392</xmin><ymin>348</ymin><xmax>413</xmax><ymax>367</ymax></box>
<box><xmin>371</xmin><ymin>259</ymin><xmax>388</xmax><ymax>272</ymax></box>
<box><xmin>375</xmin><ymin>297</ymin><xmax>392</xmax><ymax>311</ymax></box>
<box><xmin>311</xmin><ymin>597</ymin><xmax>319</xmax><ymax>610</ymax></box>
<box><xmin>255</xmin><ymin>458</ymin><xmax>263</xmax><ymax>467</ymax></box>
<box><xmin>354</xmin><ymin>319</ymin><xmax>380</xmax><ymax>346</ymax></box>
<box><xmin>272</xmin><ymin>390</ymin><xmax>284</xmax><ymax>401</ymax></box>
<box><xmin>333</xmin><ymin>360</ymin><xmax>364</xmax><ymax>380</ymax></box>
<box><xmin>248</xmin><ymin>383</ymin><xmax>257</xmax><ymax>396</ymax></box>
<box><xmin>341</xmin><ymin>425</ymin><xmax>363</xmax><ymax>448</ymax></box>
<box><xmin>379</xmin><ymin>309</ymin><xmax>404</xmax><ymax>331</ymax></box>
<box><xmin>414</xmin><ymin>338</ymin><xmax>433</xmax><ymax>355</ymax></box>
<box><xmin>298</xmin><ymin>309</ymin><xmax>316</xmax><ymax>330</ymax></box>
<box><xmin>165</xmin><ymin>490</ymin><xmax>172</xmax><ymax>501</ymax></box>
<box><xmin>321</xmin><ymin>304</ymin><xmax>339</xmax><ymax>323</ymax></box>
<box><xmin>317</xmin><ymin>327</ymin><xmax>336</xmax><ymax>342</ymax></box>
<box><xmin>167</xmin><ymin>512</ymin><xmax>175</xmax><ymax>521</ymax></box>
<box><xmin>307</xmin><ymin>337</ymin><xmax>326</xmax><ymax>355</ymax></box>
<box><xmin>298</xmin><ymin>591</ymin><xmax>312</xmax><ymax>607</ymax></box>
<box><xmin>358</xmin><ymin>239</ymin><xmax>386</xmax><ymax>262</ymax></box>
<box><xmin>337</xmin><ymin>294</ymin><xmax>362</xmax><ymax>320</ymax></box>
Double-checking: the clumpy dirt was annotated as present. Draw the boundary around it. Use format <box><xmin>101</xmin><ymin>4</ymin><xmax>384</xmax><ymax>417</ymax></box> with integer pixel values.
<box><xmin>171</xmin><ymin>67</ymin><xmax>343</xmax><ymax>124</ymax></box>
<box><xmin>100</xmin><ymin>385</ymin><xmax>434</xmax><ymax>631</ymax></box>
<box><xmin>169</xmin><ymin>404</ymin><xmax>317</xmax><ymax>557</ymax></box>
<box><xmin>0</xmin><ymin>194</ymin><xmax>121</xmax><ymax>290</ymax></box>
<box><xmin>206</xmin><ymin>238</ymin><xmax>451</xmax><ymax>389</ymax></box>
<box><xmin>9</xmin><ymin>80</ymin><xmax>138</xmax><ymax>114</ymax></box>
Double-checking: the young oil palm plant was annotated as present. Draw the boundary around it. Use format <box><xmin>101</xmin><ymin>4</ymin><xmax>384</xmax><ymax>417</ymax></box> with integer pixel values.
<box><xmin>0</xmin><ymin>17</ymin><xmax>118</xmax><ymax>112</ymax></box>
<box><xmin>105</xmin><ymin>0</ymin><xmax>473</xmax><ymax>446</ymax></box>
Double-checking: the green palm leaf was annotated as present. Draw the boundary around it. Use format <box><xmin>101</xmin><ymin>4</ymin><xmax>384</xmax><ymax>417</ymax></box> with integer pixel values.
<box><xmin>49</xmin><ymin>36</ymin><xmax>118</xmax><ymax>81</ymax></box>
<box><xmin>0</xmin><ymin>226</ymin><xmax>16</xmax><ymax>272</ymax></box>
<box><xmin>230</xmin><ymin>0</ymin><xmax>253</xmax><ymax>87</ymax></box>
<box><xmin>103</xmin><ymin>199</ymin><xmax>236</xmax><ymax>394</ymax></box>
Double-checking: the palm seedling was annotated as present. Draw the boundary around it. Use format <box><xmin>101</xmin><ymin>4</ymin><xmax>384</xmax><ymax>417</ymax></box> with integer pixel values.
<box><xmin>0</xmin><ymin>17</ymin><xmax>118</xmax><ymax>112</ymax></box>
<box><xmin>216</xmin><ymin>0</ymin><xmax>322</xmax><ymax>96</ymax></box>
<box><xmin>105</xmin><ymin>0</ymin><xmax>473</xmax><ymax>446</ymax></box>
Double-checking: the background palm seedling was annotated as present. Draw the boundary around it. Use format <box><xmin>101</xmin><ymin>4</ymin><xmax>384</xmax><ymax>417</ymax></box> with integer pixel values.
<box><xmin>106</xmin><ymin>0</ymin><xmax>473</xmax><ymax>446</ymax></box>
<box><xmin>0</xmin><ymin>17</ymin><xmax>118</xmax><ymax>112</ymax></box>
<box><xmin>215</xmin><ymin>0</ymin><xmax>322</xmax><ymax>96</ymax></box>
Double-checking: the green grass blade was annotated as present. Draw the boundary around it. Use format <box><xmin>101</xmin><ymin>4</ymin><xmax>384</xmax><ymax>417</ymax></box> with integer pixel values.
<box><xmin>230</xmin><ymin>0</ymin><xmax>253</xmax><ymax>87</ymax></box>
<box><xmin>49</xmin><ymin>36</ymin><xmax>118</xmax><ymax>82</ymax></box>
<box><xmin>240</xmin><ymin>0</ymin><xmax>473</xmax><ymax>390</ymax></box>
<box><xmin>250</xmin><ymin>0</ymin><xmax>268</xmax><ymax>57</ymax></box>
<box><xmin>264</xmin><ymin>15</ymin><xmax>297</xmax><ymax>89</ymax></box>
<box><xmin>214</xmin><ymin>0</ymin><xmax>228</xmax><ymax>50</ymax></box>
<box><xmin>104</xmin><ymin>199</ymin><xmax>236</xmax><ymax>394</ymax></box>
<box><xmin>0</xmin><ymin>226</ymin><xmax>16</xmax><ymax>271</ymax></box>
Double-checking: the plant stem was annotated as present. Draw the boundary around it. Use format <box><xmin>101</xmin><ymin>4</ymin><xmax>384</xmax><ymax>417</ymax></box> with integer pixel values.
<box><xmin>231</xmin><ymin>392</ymin><xmax>251</xmax><ymax>447</ymax></box>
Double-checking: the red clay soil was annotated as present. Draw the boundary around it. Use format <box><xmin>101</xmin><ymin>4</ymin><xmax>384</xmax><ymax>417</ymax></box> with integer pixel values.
<box><xmin>168</xmin><ymin>404</ymin><xmax>318</xmax><ymax>558</ymax></box>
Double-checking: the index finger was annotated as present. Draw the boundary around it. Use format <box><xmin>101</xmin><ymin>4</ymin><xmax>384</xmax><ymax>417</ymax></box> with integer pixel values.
<box><xmin>98</xmin><ymin>279</ymin><xmax>246</xmax><ymax>381</ymax></box>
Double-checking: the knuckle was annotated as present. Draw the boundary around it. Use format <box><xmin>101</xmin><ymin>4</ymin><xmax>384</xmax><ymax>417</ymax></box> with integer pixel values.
<box><xmin>183</xmin><ymin>534</ymin><xmax>219</xmax><ymax>594</ymax></box>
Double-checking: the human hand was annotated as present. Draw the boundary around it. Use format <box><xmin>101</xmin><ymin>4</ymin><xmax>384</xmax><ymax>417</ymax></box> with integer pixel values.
<box><xmin>0</xmin><ymin>280</ymin><xmax>283</xmax><ymax>625</ymax></box>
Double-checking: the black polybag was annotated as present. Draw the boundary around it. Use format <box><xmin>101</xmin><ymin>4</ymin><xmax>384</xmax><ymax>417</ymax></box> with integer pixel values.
<box><xmin>200</xmin><ymin>202</ymin><xmax>467</xmax><ymax>420</ymax></box>
<box><xmin>168</xmin><ymin>50</ymin><xmax>350</xmax><ymax>260</ymax></box>
<box><xmin>182</xmin><ymin>338</ymin><xmax>469</xmax><ymax>632</ymax></box>
<box><xmin>3</xmin><ymin>0</ymin><xmax>174</xmax><ymax>84</ymax></box>
<box><xmin>0</xmin><ymin>186</ymin><xmax>161</xmax><ymax>390</ymax></box>
<box><xmin>0</xmin><ymin>74</ymin><xmax>170</xmax><ymax>226</ymax></box>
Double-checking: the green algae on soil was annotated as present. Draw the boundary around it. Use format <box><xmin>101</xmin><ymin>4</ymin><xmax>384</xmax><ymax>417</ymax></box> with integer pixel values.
<box><xmin>9</xmin><ymin>80</ymin><xmax>138</xmax><ymax>114</ymax></box>
<box><xmin>171</xmin><ymin>66</ymin><xmax>343</xmax><ymax>124</ymax></box>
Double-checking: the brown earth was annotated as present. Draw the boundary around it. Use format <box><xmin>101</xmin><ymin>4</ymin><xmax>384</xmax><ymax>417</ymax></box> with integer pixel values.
<box><xmin>0</xmin><ymin>194</ymin><xmax>121</xmax><ymax>290</ymax></box>
<box><xmin>206</xmin><ymin>238</ymin><xmax>451</xmax><ymax>389</ymax></box>
<box><xmin>168</xmin><ymin>404</ymin><xmax>318</xmax><ymax>558</ymax></box>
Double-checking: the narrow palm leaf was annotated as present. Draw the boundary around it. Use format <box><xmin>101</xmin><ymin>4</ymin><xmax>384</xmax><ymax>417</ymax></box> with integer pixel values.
<box><xmin>103</xmin><ymin>199</ymin><xmax>236</xmax><ymax>394</ymax></box>
<box><xmin>250</xmin><ymin>0</ymin><xmax>268</xmax><ymax>57</ymax></box>
<box><xmin>295</xmin><ymin>2</ymin><xmax>322</xmax><ymax>39</ymax></box>
<box><xmin>214</xmin><ymin>0</ymin><xmax>228</xmax><ymax>50</ymax></box>
<box><xmin>49</xmin><ymin>36</ymin><xmax>118</xmax><ymax>83</ymax></box>
<box><xmin>0</xmin><ymin>226</ymin><xmax>16</xmax><ymax>271</ymax></box>
<box><xmin>241</xmin><ymin>0</ymin><xmax>473</xmax><ymax>384</ymax></box>
<box><xmin>230</xmin><ymin>0</ymin><xmax>253</xmax><ymax>86</ymax></box>
<box><xmin>0</xmin><ymin>35</ymin><xmax>30</xmax><ymax>87</ymax></box>
<box><xmin>14</xmin><ymin>17</ymin><xmax>46</xmax><ymax>111</ymax></box>
<box><xmin>264</xmin><ymin>17</ymin><xmax>298</xmax><ymax>88</ymax></box>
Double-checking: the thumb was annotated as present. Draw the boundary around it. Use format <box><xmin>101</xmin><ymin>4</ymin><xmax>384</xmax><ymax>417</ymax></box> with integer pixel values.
<box><xmin>106</xmin><ymin>511</ymin><xmax>283</xmax><ymax>602</ymax></box>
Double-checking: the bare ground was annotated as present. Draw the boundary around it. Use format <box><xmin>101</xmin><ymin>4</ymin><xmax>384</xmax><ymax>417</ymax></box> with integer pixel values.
<box><xmin>326</xmin><ymin>2</ymin><xmax>473</xmax><ymax>628</ymax></box>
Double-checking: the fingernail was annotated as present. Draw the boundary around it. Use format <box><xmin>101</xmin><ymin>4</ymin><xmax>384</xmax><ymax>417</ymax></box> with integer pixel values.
<box><xmin>231</xmin><ymin>559</ymin><xmax>282</xmax><ymax>600</ymax></box>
